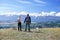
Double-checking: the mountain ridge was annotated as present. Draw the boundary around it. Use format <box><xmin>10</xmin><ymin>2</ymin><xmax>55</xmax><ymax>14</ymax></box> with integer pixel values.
<box><xmin>0</xmin><ymin>15</ymin><xmax>60</xmax><ymax>22</ymax></box>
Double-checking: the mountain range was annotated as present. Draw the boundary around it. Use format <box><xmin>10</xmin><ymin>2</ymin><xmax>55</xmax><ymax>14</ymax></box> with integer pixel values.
<box><xmin>0</xmin><ymin>15</ymin><xmax>60</xmax><ymax>23</ymax></box>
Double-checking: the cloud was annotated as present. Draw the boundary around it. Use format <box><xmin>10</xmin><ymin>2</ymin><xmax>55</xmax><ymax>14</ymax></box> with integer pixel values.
<box><xmin>0</xmin><ymin>3</ymin><xmax>23</xmax><ymax>13</ymax></box>
<box><xmin>0</xmin><ymin>12</ymin><xmax>16</xmax><ymax>16</ymax></box>
<box><xmin>0</xmin><ymin>11</ymin><xmax>40</xmax><ymax>17</ymax></box>
<box><xmin>0</xmin><ymin>11</ymin><xmax>28</xmax><ymax>16</ymax></box>
<box><xmin>15</xmin><ymin>0</ymin><xmax>32</xmax><ymax>4</ymax></box>
<box><xmin>18</xmin><ymin>1</ymin><xmax>31</xmax><ymax>4</ymax></box>
<box><xmin>32</xmin><ymin>0</ymin><xmax>46</xmax><ymax>6</ymax></box>
<box><xmin>33</xmin><ymin>0</ymin><xmax>46</xmax><ymax>4</ymax></box>
<box><xmin>16</xmin><ymin>0</ymin><xmax>46</xmax><ymax>4</ymax></box>
<box><xmin>0</xmin><ymin>3</ymin><xmax>22</xmax><ymax>8</ymax></box>
<box><xmin>55</xmin><ymin>12</ymin><xmax>60</xmax><ymax>16</ymax></box>
<box><xmin>0</xmin><ymin>11</ymin><xmax>60</xmax><ymax>17</ymax></box>
<box><xmin>40</xmin><ymin>11</ymin><xmax>56</xmax><ymax>16</ymax></box>
<box><xmin>15</xmin><ymin>0</ymin><xmax>46</xmax><ymax>6</ymax></box>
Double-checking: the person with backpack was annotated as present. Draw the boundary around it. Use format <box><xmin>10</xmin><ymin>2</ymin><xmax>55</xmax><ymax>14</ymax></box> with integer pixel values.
<box><xmin>17</xmin><ymin>16</ymin><xmax>22</xmax><ymax>31</ymax></box>
<box><xmin>24</xmin><ymin>14</ymin><xmax>31</xmax><ymax>32</ymax></box>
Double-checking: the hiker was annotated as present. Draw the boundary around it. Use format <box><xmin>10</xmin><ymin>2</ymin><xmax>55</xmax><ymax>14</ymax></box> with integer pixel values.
<box><xmin>24</xmin><ymin>14</ymin><xmax>31</xmax><ymax>32</ymax></box>
<box><xmin>17</xmin><ymin>16</ymin><xmax>22</xmax><ymax>31</ymax></box>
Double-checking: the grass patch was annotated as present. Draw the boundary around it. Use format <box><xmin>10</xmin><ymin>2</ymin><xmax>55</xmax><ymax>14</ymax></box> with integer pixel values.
<box><xmin>0</xmin><ymin>28</ymin><xmax>60</xmax><ymax>40</ymax></box>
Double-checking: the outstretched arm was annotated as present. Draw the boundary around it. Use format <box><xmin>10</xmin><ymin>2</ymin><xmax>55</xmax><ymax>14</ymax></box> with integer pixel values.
<box><xmin>29</xmin><ymin>17</ymin><xmax>31</xmax><ymax>24</ymax></box>
<box><xmin>24</xmin><ymin>17</ymin><xmax>26</xmax><ymax>23</ymax></box>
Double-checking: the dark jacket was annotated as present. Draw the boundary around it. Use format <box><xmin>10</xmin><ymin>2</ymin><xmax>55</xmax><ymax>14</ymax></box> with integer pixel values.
<box><xmin>24</xmin><ymin>16</ymin><xmax>31</xmax><ymax>24</ymax></box>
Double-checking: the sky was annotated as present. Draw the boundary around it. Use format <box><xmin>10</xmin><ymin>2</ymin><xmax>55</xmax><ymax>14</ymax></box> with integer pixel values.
<box><xmin>0</xmin><ymin>0</ymin><xmax>60</xmax><ymax>16</ymax></box>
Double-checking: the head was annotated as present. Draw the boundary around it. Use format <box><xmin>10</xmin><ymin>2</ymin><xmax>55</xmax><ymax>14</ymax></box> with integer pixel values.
<box><xmin>27</xmin><ymin>14</ymin><xmax>29</xmax><ymax>16</ymax></box>
<box><xmin>18</xmin><ymin>16</ymin><xmax>21</xmax><ymax>19</ymax></box>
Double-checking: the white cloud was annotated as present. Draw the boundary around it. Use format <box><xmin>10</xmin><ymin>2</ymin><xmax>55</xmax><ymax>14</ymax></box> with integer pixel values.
<box><xmin>18</xmin><ymin>1</ymin><xmax>31</xmax><ymax>4</ymax></box>
<box><xmin>32</xmin><ymin>4</ymin><xmax>46</xmax><ymax>6</ymax></box>
<box><xmin>32</xmin><ymin>0</ymin><xmax>46</xmax><ymax>6</ymax></box>
<box><xmin>29</xmin><ymin>13</ymin><xmax>41</xmax><ymax>17</ymax></box>
<box><xmin>34</xmin><ymin>0</ymin><xmax>46</xmax><ymax>4</ymax></box>
<box><xmin>0</xmin><ymin>12</ymin><xmax>16</xmax><ymax>16</ymax></box>
<box><xmin>0</xmin><ymin>11</ymin><xmax>41</xmax><ymax>17</ymax></box>
<box><xmin>15</xmin><ymin>0</ymin><xmax>46</xmax><ymax>6</ymax></box>
<box><xmin>55</xmin><ymin>12</ymin><xmax>60</xmax><ymax>16</ymax></box>
<box><xmin>0</xmin><ymin>3</ymin><xmax>22</xmax><ymax>8</ymax></box>
<box><xmin>39</xmin><ymin>11</ymin><xmax>56</xmax><ymax>16</ymax></box>
<box><xmin>15</xmin><ymin>0</ymin><xmax>32</xmax><ymax>4</ymax></box>
<box><xmin>0</xmin><ymin>11</ymin><xmax>60</xmax><ymax>17</ymax></box>
<box><xmin>0</xmin><ymin>11</ymin><xmax>28</xmax><ymax>16</ymax></box>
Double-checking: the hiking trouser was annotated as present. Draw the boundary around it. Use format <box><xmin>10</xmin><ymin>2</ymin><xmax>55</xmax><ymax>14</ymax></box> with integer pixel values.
<box><xmin>18</xmin><ymin>25</ymin><xmax>22</xmax><ymax>31</ymax></box>
<box><xmin>18</xmin><ymin>22</ymin><xmax>22</xmax><ymax>31</ymax></box>
<box><xmin>25</xmin><ymin>23</ymin><xmax>30</xmax><ymax>32</ymax></box>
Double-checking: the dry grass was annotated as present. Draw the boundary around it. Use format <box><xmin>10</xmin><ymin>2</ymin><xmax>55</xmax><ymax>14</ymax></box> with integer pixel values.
<box><xmin>0</xmin><ymin>28</ymin><xmax>60</xmax><ymax>40</ymax></box>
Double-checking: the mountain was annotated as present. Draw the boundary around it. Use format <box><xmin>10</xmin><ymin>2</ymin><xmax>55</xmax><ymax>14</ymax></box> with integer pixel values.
<box><xmin>35</xmin><ymin>16</ymin><xmax>60</xmax><ymax>22</ymax></box>
<box><xmin>0</xmin><ymin>15</ymin><xmax>60</xmax><ymax>22</ymax></box>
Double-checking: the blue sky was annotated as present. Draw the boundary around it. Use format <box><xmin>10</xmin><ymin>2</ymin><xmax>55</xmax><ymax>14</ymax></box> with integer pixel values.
<box><xmin>0</xmin><ymin>0</ymin><xmax>60</xmax><ymax>16</ymax></box>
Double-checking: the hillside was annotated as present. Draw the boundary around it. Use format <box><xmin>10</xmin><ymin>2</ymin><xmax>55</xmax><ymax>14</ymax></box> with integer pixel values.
<box><xmin>0</xmin><ymin>28</ymin><xmax>60</xmax><ymax>40</ymax></box>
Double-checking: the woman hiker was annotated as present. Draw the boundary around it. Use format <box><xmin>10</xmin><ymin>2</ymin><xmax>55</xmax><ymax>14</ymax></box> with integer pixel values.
<box><xmin>17</xmin><ymin>16</ymin><xmax>22</xmax><ymax>31</ymax></box>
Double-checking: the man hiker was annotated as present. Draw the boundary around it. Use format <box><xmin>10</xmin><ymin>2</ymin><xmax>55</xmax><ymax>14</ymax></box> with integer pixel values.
<box><xmin>24</xmin><ymin>14</ymin><xmax>31</xmax><ymax>32</ymax></box>
<box><xmin>17</xmin><ymin>16</ymin><xmax>22</xmax><ymax>31</ymax></box>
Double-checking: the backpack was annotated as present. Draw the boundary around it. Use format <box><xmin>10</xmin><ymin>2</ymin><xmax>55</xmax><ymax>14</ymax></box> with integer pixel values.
<box><xmin>26</xmin><ymin>17</ymin><xmax>30</xmax><ymax>22</ymax></box>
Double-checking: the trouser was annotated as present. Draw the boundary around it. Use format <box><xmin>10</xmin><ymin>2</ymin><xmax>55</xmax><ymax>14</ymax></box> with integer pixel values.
<box><xmin>25</xmin><ymin>23</ymin><xmax>30</xmax><ymax>32</ymax></box>
<box><xmin>18</xmin><ymin>25</ymin><xmax>22</xmax><ymax>31</ymax></box>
